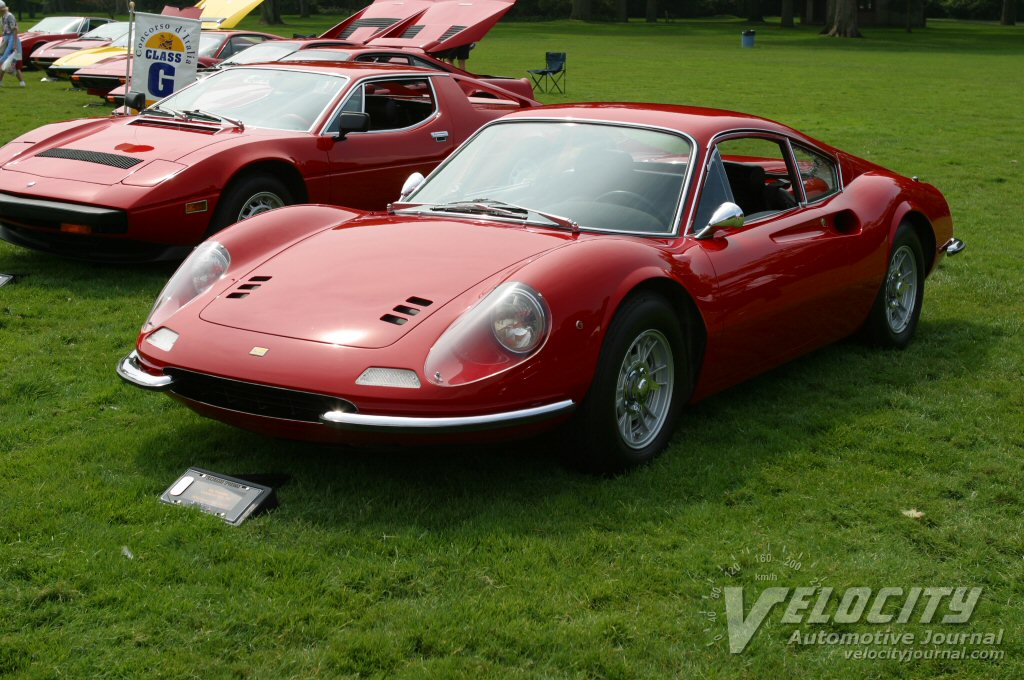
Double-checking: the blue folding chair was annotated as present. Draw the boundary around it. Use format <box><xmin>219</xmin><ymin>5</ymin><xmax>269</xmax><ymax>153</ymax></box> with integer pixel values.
<box><xmin>528</xmin><ymin>52</ymin><xmax>566</xmax><ymax>94</ymax></box>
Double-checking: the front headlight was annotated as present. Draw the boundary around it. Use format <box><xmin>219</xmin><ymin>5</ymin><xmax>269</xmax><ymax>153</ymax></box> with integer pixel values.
<box><xmin>424</xmin><ymin>282</ymin><xmax>550</xmax><ymax>387</ymax></box>
<box><xmin>144</xmin><ymin>241</ymin><xmax>230</xmax><ymax>331</ymax></box>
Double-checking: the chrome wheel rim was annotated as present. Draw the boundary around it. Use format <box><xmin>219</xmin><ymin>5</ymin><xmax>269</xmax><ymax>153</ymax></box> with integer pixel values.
<box><xmin>885</xmin><ymin>244</ymin><xmax>918</xmax><ymax>334</ymax></box>
<box><xmin>615</xmin><ymin>329</ymin><xmax>674</xmax><ymax>450</ymax></box>
<box><xmin>237</xmin><ymin>191</ymin><xmax>284</xmax><ymax>221</ymax></box>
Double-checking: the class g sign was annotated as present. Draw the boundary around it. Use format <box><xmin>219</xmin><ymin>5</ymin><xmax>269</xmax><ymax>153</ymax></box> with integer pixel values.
<box><xmin>129</xmin><ymin>13</ymin><xmax>201</xmax><ymax>106</ymax></box>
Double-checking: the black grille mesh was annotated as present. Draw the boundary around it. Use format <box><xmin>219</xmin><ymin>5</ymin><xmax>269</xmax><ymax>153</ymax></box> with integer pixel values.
<box><xmin>167</xmin><ymin>369</ymin><xmax>356</xmax><ymax>423</ymax></box>
<box><xmin>340</xmin><ymin>17</ymin><xmax>399</xmax><ymax>39</ymax></box>
<box><xmin>37</xmin><ymin>148</ymin><xmax>143</xmax><ymax>170</ymax></box>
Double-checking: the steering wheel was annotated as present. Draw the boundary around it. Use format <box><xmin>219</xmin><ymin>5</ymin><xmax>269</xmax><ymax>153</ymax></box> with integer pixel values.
<box><xmin>596</xmin><ymin>190</ymin><xmax>661</xmax><ymax>217</ymax></box>
<box><xmin>278</xmin><ymin>113</ymin><xmax>312</xmax><ymax>130</ymax></box>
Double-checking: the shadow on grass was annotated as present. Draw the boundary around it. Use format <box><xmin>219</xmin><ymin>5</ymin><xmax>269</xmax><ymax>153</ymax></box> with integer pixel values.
<box><xmin>126</xmin><ymin>317</ymin><xmax>991</xmax><ymax>533</ymax></box>
<box><xmin>0</xmin><ymin>245</ymin><xmax>178</xmax><ymax>298</ymax></box>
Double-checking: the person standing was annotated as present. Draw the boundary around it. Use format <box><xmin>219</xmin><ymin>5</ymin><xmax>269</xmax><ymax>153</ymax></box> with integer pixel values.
<box><xmin>0</xmin><ymin>0</ymin><xmax>26</xmax><ymax>88</ymax></box>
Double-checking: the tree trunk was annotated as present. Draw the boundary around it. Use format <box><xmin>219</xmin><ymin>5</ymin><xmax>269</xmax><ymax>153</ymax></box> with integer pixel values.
<box><xmin>260</xmin><ymin>0</ymin><xmax>284</xmax><ymax>25</ymax></box>
<box><xmin>1001</xmin><ymin>0</ymin><xmax>1017</xmax><ymax>25</ymax></box>
<box><xmin>615</xmin><ymin>0</ymin><xmax>627</xmax><ymax>21</ymax></box>
<box><xmin>826</xmin><ymin>0</ymin><xmax>862</xmax><ymax>37</ymax></box>
<box><xmin>906</xmin><ymin>0</ymin><xmax>913</xmax><ymax>32</ymax></box>
<box><xmin>781</xmin><ymin>0</ymin><xmax>794</xmax><ymax>27</ymax></box>
<box><xmin>746</xmin><ymin>0</ymin><xmax>765</xmax><ymax>22</ymax></box>
<box><xmin>299</xmin><ymin>0</ymin><xmax>310</xmax><ymax>19</ymax></box>
<box><xmin>571</xmin><ymin>0</ymin><xmax>592</xmax><ymax>21</ymax></box>
<box><xmin>820</xmin><ymin>0</ymin><xmax>836</xmax><ymax>33</ymax></box>
<box><xmin>645</xmin><ymin>0</ymin><xmax>657</xmax><ymax>22</ymax></box>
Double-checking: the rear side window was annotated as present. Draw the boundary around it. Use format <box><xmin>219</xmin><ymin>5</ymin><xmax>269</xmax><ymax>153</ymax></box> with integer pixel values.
<box><xmin>792</xmin><ymin>145</ymin><xmax>840</xmax><ymax>202</ymax></box>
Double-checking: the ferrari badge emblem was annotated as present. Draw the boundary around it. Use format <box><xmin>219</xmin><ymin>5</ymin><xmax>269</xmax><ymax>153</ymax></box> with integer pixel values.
<box><xmin>249</xmin><ymin>347</ymin><xmax>269</xmax><ymax>357</ymax></box>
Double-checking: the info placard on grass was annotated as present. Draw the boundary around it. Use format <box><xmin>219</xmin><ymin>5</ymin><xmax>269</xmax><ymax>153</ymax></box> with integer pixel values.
<box><xmin>160</xmin><ymin>468</ymin><xmax>275</xmax><ymax>525</ymax></box>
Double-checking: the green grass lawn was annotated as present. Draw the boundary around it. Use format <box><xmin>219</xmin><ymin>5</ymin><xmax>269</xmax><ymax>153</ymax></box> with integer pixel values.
<box><xmin>1</xmin><ymin>16</ymin><xmax>1022</xmax><ymax>678</ymax></box>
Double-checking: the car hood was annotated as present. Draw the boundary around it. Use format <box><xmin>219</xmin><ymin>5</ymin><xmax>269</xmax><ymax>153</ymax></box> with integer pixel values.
<box><xmin>38</xmin><ymin>38</ymin><xmax>108</xmax><ymax>55</ymax></box>
<box><xmin>6</xmin><ymin>119</ymin><xmax>256</xmax><ymax>185</ymax></box>
<box><xmin>199</xmin><ymin>216</ymin><xmax>572</xmax><ymax>348</ymax></box>
<box><xmin>322</xmin><ymin>0</ymin><xmax>515</xmax><ymax>52</ymax></box>
<box><xmin>52</xmin><ymin>45</ymin><xmax>125</xmax><ymax>68</ymax></box>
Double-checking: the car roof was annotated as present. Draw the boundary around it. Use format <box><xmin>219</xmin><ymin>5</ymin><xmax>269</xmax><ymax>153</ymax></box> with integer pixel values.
<box><xmin>499</xmin><ymin>103</ymin><xmax>817</xmax><ymax>148</ymax></box>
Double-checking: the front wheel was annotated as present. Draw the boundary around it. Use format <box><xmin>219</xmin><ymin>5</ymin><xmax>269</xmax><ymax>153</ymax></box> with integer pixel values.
<box><xmin>209</xmin><ymin>173</ymin><xmax>293</xmax><ymax>234</ymax></box>
<box><xmin>862</xmin><ymin>223</ymin><xmax>925</xmax><ymax>349</ymax></box>
<box><xmin>563</xmin><ymin>293</ymin><xmax>690</xmax><ymax>474</ymax></box>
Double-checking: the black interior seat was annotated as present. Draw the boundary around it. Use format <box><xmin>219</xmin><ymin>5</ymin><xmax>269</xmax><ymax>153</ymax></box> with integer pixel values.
<box><xmin>723</xmin><ymin>162</ymin><xmax>767</xmax><ymax>216</ymax></box>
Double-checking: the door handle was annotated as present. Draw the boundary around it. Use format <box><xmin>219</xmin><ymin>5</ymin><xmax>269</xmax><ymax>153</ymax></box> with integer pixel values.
<box><xmin>431</xmin><ymin>131</ymin><xmax>449</xmax><ymax>142</ymax></box>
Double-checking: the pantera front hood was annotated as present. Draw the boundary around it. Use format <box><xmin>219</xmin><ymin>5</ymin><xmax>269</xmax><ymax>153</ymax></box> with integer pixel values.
<box><xmin>199</xmin><ymin>217</ymin><xmax>572</xmax><ymax>349</ymax></box>
<box><xmin>5</xmin><ymin>120</ymin><xmax>252</xmax><ymax>185</ymax></box>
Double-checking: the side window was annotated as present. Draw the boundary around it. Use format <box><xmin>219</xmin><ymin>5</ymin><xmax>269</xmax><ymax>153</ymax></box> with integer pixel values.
<box><xmin>714</xmin><ymin>137</ymin><xmax>799</xmax><ymax>221</ymax></box>
<box><xmin>792</xmin><ymin>145</ymin><xmax>840</xmax><ymax>202</ymax></box>
<box><xmin>325</xmin><ymin>84</ymin><xmax>365</xmax><ymax>134</ymax></box>
<box><xmin>694</xmin><ymin>148</ymin><xmax>735</xmax><ymax>231</ymax></box>
<box><xmin>362</xmin><ymin>78</ymin><xmax>437</xmax><ymax>131</ymax></box>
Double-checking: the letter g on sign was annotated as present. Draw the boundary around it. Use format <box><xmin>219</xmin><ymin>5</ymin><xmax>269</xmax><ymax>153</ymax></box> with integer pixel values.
<box><xmin>148</xmin><ymin>63</ymin><xmax>176</xmax><ymax>99</ymax></box>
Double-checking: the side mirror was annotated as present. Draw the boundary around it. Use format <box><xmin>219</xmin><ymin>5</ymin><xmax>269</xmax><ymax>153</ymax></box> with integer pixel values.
<box><xmin>400</xmin><ymin>172</ymin><xmax>425</xmax><ymax>199</ymax></box>
<box><xmin>334</xmin><ymin>112</ymin><xmax>370</xmax><ymax>140</ymax></box>
<box><xmin>124</xmin><ymin>91</ymin><xmax>146</xmax><ymax>112</ymax></box>
<box><xmin>694</xmin><ymin>202</ymin><xmax>744</xmax><ymax>240</ymax></box>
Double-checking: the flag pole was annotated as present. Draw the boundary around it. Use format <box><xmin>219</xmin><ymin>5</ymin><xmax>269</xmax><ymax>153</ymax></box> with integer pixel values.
<box><xmin>122</xmin><ymin>1</ymin><xmax>135</xmax><ymax>115</ymax></box>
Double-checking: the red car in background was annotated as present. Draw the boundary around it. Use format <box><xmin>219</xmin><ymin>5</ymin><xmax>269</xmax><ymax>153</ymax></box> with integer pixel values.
<box><xmin>116</xmin><ymin>104</ymin><xmax>965</xmax><ymax>472</ymax></box>
<box><xmin>29</xmin><ymin>21</ymin><xmax>129</xmax><ymax>72</ymax></box>
<box><xmin>0</xmin><ymin>63</ymin><xmax>538</xmax><ymax>261</ymax></box>
<box><xmin>16</xmin><ymin>16</ymin><xmax>115</xmax><ymax>65</ymax></box>
<box><xmin>70</xmin><ymin>30</ymin><xmax>282</xmax><ymax>98</ymax></box>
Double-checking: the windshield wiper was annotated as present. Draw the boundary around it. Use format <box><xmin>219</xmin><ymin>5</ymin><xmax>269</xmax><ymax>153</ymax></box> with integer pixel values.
<box><xmin>429</xmin><ymin>198</ymin><xmax>578</xmax><ymax>232</ymax></box>
<box><xmin>181</xmin><ymin>109</ymin><xmax>244</xmax><ymax>131</ymax></box>
<box><xmin>139</xmin><ymin>105</ymin><xmax>181</xmax><ymax>118</ymax></box>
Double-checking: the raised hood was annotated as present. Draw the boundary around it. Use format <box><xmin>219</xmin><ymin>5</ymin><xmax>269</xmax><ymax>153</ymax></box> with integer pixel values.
<box><xmin>199</xmin><ymin>217</ymin><xmax>571</xmax><ymax>349</ymax></box>
<box><xmin>8</xmin><ymin>119</ymin><xmax>248</xmax><ymax>186</ymax></box>
<box><xmin>194</xmin><ymin>0</ymin><xmax>268</xmax><ymax>29</ymax></box>
<box><xmin>52</xmin><ymin>45</ymin><xmax>126</xmax><ymax>69</ymax></box>
<box><xmin>320</xmin><ymin>0</ymin><xmax>515</xmax><ymax>52</ymax></box>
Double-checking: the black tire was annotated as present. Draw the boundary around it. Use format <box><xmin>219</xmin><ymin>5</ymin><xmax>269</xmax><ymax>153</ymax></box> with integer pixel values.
<box><xmin>562</xmin><ymin>293</ymin><xmax>690</xmax><ymax>474</ymax></box>
<box><xmin>209</xmin><ymin>173</ymin><xmax>293</xmax><ymax>235</ymax></box>
<box><xmin>862</xmin><ymin>223</ymin><xmax>926</xmax><ymax>349</ymax></box>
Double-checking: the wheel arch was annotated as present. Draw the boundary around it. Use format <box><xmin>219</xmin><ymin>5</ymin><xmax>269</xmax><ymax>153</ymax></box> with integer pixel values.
<box><xmin>226</xmin><ymin>159</ymin><xmax>309</xmax><ymax>204</ymax></box>
<box><xmin>891</xmin><ymin>207</ymin><xmax>937</xmax><ymax>274</ymax></box>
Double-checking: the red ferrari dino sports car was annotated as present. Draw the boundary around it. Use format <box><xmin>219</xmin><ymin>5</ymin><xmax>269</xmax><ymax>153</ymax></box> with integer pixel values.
<box><xmin>0</xmin><ymin>63</ymin><xmax>537</xmax><ymax>261</ymax></box>
<box><xmin>117</xmin><ymin>104</ymin><xmax>965</xmax><ymax>472</ymax></box>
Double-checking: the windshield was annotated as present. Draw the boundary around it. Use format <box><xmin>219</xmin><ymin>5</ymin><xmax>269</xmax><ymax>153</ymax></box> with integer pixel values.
<box><xmin>198</xmin><ymin>33</ymin><xmax>227</xmax><ymax>58</ymax></box>
<box><xmin>81</xmin><ymin>22</ymin><xmax>129</xmax><ymax>41</ymax></box>
<box><xmin>218</xmin><ymin>41</ymin><xmax>301</xmax><ymax>66</ymax></box>
<box><xmin>154</xmin><ymin>67</ymin><xmax>348</xmax><ymax>131</ymax></box>
<box><xmin>27</xmin><ymin>17</ymin><xmax>83</xmax><ymax>34</ymax></box>
<box><xmin>405</xmin><ymin>121</ymin><xmax>693</xmax><ymax>234</ymax></box>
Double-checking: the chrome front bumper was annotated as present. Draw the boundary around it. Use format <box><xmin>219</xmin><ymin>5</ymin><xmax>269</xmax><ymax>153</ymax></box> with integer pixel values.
<box><xmin>943</xmin><ymin>238</ymin><xmax>966</xmax><ymax>256</ymax></box>
<box><xmin>117</xmin><ymin>351</ymin><xmax>174</xmax><ymax>390</ymax></box>
<box><xmin>319</xmin><ymin>400</ymin><xmax>575</xmax><ymax>434</ymax></box>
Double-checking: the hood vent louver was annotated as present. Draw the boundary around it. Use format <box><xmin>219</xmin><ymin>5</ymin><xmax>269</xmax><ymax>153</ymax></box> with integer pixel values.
<box><xmin>380</xmin><ymin>296</ymin><xmax>433</xmax><ymax>325</ymax></box>
<box><xmin>340</xmin><ymin>17</ymin><xmax>399</xmax><ymax>39</ymax></box>
<box><xmin>36</xmin><ymin>148</ymin><xmax>143</xmax><ymax>170</ymax></box>
<box><xmin>438</xmin><ymin>25</ymin><xmax>468</xmax><ymax>42</ymax></box>
<box><xmin>226</xmin><ymin>275</ymin><xmax>272</xmax><ymax>300</ymax></box>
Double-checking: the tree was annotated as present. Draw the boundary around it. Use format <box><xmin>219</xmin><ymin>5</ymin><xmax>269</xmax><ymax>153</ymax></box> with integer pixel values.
<box><xmin>646</xmin><ymin>0</ymin><xmax>657</xmax><ymax>22</ymax></box>
<box><xmin>1001</xmin><ymin>0</ymin><xmax>1017</xmax><ymax>25</ymax></box>
<box><xmin>781</xmin><ymin>0</ymin><xmax>795</xmax><ymax>27</ymax></box>
<box><xmin>260</xmin><ymin>0</ymin><xmax>284</xmax><ymax>25</ymax></box>
<box><xmin>826</xmin><ymin>0</ymin><xmax>862</xmax><ymax>37</ymax></box>
<box><xmin>616</xmin><ymin>0</ymin><xmax>627</xmax><ymax>22</ymax></box>
<box><xmin>746</xmin><ymin>0</ymin><xmax>765</xmax><ymax>22</ymax></box>
<box><xmin>571</xmin><ymin>0</ymin><xmax>592</xmax><ymax>20</ymax></box>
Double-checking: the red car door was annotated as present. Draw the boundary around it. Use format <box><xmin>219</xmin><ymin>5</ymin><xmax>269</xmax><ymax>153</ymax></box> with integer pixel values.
<box><xmin>322</xmin><ymin>74</ymin><xmax>455</xmax><ymax>210</ymax></box>
<box><xmin>693</xmin><ymin>138</ymin><xmax>880</xmax><ymax>387</ymax></box>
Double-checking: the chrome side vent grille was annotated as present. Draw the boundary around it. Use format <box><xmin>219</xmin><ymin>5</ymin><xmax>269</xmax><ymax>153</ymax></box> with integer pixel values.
<box><xmin>226</xmin><ymin>276</ymin><xmax>272</xmax><ymax>300</ymax></box>
<box><xmin>36</xmin><ymin>148</ymin><xmax>143</xmax><ymax>170</ymax></box>
<box><xmin>380</xmin><ymin>296</ymin><xmax>433</xmax><ymax>325</ymax></box>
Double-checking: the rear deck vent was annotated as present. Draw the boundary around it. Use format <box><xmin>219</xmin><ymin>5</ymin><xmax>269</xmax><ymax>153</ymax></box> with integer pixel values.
<box><xmin>393</xmin><ymin>305</ymin><xmax>419</xmax><ymax>316</ymax></box>
<box><xmin>438</xmin><ymin>25</ymin><xmax>467</xmax><ymax>42</ymax></box>
<box><xmin>238</xmin><ymin>283</ymin><xmax>261</xmax><ymax>290</ymax></box>
<box><xmin>380</xmin><ymin>314</ymin><xmax>408</xmax><ymax>325</ymax></box>
<box><xmin>406</xmin><ymin>296</ymin><xmax>433</xmax><ymax>307</ymax></box>
<box><xmin>37</xmin><ymin>147</ymin><xmax>143</xmax><ymax>170</ymax></box>
<box><xmin>227</xmin><ymin>292</ymin><xmax>249</xmax><ymax>299</ymax></box>
<box><xmin>249</xmin><ymin>276</ymin><xmax>272</xmax><ymax>282</ymax></box>
<box><xmin>400</xmin><ymin>25</ymin><xmax>424</xmax><ymax>39</ymax></box>
<box><xmin>340</xmin><ymin>17</ymin><xmax>399</xmax><ymax>39</ymax></box>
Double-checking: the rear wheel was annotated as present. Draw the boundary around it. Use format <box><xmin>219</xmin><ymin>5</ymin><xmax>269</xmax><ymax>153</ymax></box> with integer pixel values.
<box><xmin>210</xmin><ymin>173</ymin><xmax>293</xmax><ymax>234</ymax></box>
<box><xmin>862</xmin><ymin>223</ymin><xmax>925</xmax><ymax>348</ymax></box>
<box><xmin>562</xmin><ymin>293</ymin><xmax>690</xmax><ymax>474</ymax></box>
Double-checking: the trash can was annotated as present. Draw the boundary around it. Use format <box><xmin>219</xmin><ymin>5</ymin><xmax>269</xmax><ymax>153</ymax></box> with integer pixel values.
<box><xmin>741</xmin><ymin>29</ymin><xmax>756</xmax><ymax>48</ymax></box>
